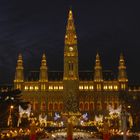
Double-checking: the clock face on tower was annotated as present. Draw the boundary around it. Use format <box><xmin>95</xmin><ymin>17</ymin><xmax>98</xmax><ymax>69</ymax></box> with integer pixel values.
<box><xmin>69</xmin><ymin>47</ymin><xmax>73</xmax><ymax>51</ymax></box>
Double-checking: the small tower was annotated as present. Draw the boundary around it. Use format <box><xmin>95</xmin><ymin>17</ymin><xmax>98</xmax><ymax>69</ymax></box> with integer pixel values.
<box><xmin>14</xmin><ymin>54</ymin><xmax>24</xmax><ymax>90</ymax></box>
<box><xmin>94</xmin><ymin>53</ymin><xmax>103</xmax><ymax>91</ymax></box>
<box><xmin>118</xmin><ymin>53</ymin><xmax>128</xmax><ymax>90</ymax></box>
<box><xmin>63</xmin><ymin>9</ymin><xmax>79</xmax><ymax>113</ymax></box>
<box><xmin>39</xmin><ymin>53</ymin><xmax>48</xmax><ymax>91</ymax></box>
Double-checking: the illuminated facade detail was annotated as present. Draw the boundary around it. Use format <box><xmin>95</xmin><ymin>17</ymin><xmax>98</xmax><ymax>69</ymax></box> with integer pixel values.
<box><xmin>48</xmin><ymin>86</ymin><xmax>52</xmax><ymax>90</ymax></box>
<box><xmin>14</xmin><ymin>54</ymin><xmax>24</xmax><ymax>90</ymax></box>
<box><xmin>63</xmin><ymin>9</ymin><xmax>78</xmax><ymax>80</ymax></box>
<box><xmin>39</xmin><ymin>54</ymin><xmax>48</xmax><ymax>82</ymax></box>
<box><xmin>35</xmin><ymin>86</ymin><xmax>39</xmax><ymax>91</ymax></box>
<box><xmin>24</xmin><ymin>86</ymin><xmax>28</xmax><ymax>90</ymax></box>
<box><xmin>13</xmin><ymin>9</ymin><xmax>132</xmax><ymax>118</ymax></box>
<box><xmin>118</xmin><ymin>53</ymin><xmax>128</xmax><ymax>90</ymax></box>
<box><xmin>59</xmin><ymin>86</ymin><xmax>63</xmax><ymax>90</ymax></box>
<box><xmin>94</xmin><ymin>53</ymin><xmax>103</xmax><ymax>82</ymax></box>
<box><xmin>89</xmin><ymin>86</ymin><xmax>94</xmax><ymax>90</ymax></box>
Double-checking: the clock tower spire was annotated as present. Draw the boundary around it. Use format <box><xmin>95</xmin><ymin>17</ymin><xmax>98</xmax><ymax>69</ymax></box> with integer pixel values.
<box><xmin>63</xmin><ymin>9</ymin><xmax>78</xmax><ymax>80</ymax></box>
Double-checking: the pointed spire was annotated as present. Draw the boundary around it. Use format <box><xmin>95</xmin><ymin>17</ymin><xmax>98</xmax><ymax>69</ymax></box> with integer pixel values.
<box><xmin>41</xmin><ymin>53</ymin><xmax>47</xmax><ymax>67</ymax></box>
<box><xmin>95</xmin><ymin>53</ymin><xmax>101</xmax><ymax>66</ymax></box>
<box><xmin>68</xmin><ymin>9</ymin><xmax>73</xmax><ymax>20</ymax></box>
<box><xmin>94</xmin><ymin>53</ymin><xmax>102</xmax><ymax>70</ymax></box>
<box><xmin>17</xmin><ymin>53</ymin><xmax>23</xmax><ymax>67</ymax></box>
<box><xmin>39</xmin><ymin>53</ymin><xmax>48</xmax><ymax>82</ymax></box>
<box><xmin>18</xmin><ymin>53</ymin><xmax>22</xmax><ymax>60</ymax></box>
<box><xmin>63</xmin><ymin>9</ymin><xmax>79</xmax><ymax>80</ymax></box>
<box><xmin>14</xmin><ymin>53</ymin><xmax>24</xmax><ymax>84</ymax></box>
<box><xmin>65</xmin><ymin>9</ymin><xmax>77</xmax><ymax>45</ymax></box>
<box><xmin>118</xmin><ymin>53</ymin><xmax>128</xmax><ymax>82</ymax></box>
<box><xmin>94</xmin><ymin>53</ymin><xmax>103</xmax><ymax>82</ymax></box>
<box><xmin>119</xmin><ymin>53</ymin><xmax>125</xmax><ymax>67</ymax></box>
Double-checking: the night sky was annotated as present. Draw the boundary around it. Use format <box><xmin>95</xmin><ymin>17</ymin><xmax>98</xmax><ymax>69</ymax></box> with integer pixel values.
<box><xmin>0</xmin><ymin>0</ymin><xmax>140</xmax><ymax>84</ymax></box>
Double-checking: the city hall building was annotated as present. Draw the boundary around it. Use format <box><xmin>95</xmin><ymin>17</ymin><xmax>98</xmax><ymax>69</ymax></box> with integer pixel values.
<box><xmin>14</xmin><ymin>10</ymin><xmax>137</xmax><ymax>118</ymax></box>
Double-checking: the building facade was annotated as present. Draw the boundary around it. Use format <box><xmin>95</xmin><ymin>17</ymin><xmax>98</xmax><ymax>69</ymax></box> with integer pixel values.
<box><xmin>14</xmin><ymin>10</ymin><xmax>130</xmax><ymax>118</ymax></box>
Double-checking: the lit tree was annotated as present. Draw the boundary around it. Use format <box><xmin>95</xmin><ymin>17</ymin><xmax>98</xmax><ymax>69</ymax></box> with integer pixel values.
<box><xmin>65</xmin><ymin>92</ymin><xmax>78</xmax><ymax>113</ymax></box>
<box><xmin>0</xmin><ymin>89</ymin><xmax>28</xmax><ymax>127</ymax></box>
<box><xmin>119</xmin><ymin>91</ymin><xmax>140</xmax><ymax>131</ymax></box>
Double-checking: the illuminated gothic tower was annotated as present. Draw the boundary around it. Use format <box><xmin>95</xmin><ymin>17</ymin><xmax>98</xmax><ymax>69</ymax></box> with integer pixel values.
<box><xmin>14</xmin><ymin>54</ymin><xmax>24</xmax><ymax>90</ymax></box>
<box><xmin>118</xmin><ymin>53</ymin><xmax>128</xmax><ymax>90</ymax></box>
<box><xmin>39</xmin><ymin>54</ymin><xmax>48</xmax><ymax>91</ymax></box>
<box><xmin>63</xmin><ymin>9</ymin><xmax>78</xmax><ymax>80</ymax></box>
<box><xmin>94</xmin><ymin>53</ymin><xmax>103</xmax><ymax>91</ymax></box>
<box><xmin>63</xmin><ymin>9</ymin><xmax>79</xmax><ymax>112</ymax></box>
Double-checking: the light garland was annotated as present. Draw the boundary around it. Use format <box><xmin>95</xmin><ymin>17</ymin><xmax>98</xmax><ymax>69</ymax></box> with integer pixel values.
<box><xmin>95</xmin><ymin>115</ymin><xmax>103</xmax><ymax>122</ymax></box>
<box><xmin>39</xmin><ymin>114</ymin><xmax>47</xmax><ymax>127</ymax></box>
<box><xmin>17</xmin><ymin>104</ymin><xmax>31</xmax><ymax>127</ymax></box>
<box><xmin>54</xmin><ymin>113</ymin><xmax>61</xmax><ymax>121</ymax></box>
<box><xmin>108</xmin><ymin>105</ymin><xmax>122</xmax><ymax>116</ymax></box>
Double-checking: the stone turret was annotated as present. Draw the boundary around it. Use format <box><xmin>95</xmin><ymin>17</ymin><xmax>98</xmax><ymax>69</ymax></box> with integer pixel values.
<box><xmin>118</xmin><ymin>53</ymin><xmax>128</xmax><ymax>90</ymax></box>
<box><xmin>14</xmin><ymin>54</ymin><xmax>24</xmax><ymax>90</ymax></box>
<box><xmin>39</xmin><ymin>53</ymin><xmax>48</xmax><ymax>91</ymax></box>
<box><xmin>94</xmin><ymin>53</ymin><xmax>103</xmax><ymax>91</ymax></box>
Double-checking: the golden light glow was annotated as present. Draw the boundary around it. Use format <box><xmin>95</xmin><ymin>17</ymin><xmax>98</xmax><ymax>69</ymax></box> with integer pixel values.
<box><xmin>114</xmin><ymin>85</ymin><xmax>118</xmax><ymax>90</ymax></box>
<box><xmin>84</xmin><ymin>85</ymin><xmax>88</xmax><ymax>90</ymax></box>
<box><xmin>59</xmin><ymin>86</ymin><xmax>63</xmax><ymax>90</ymax></box>
<box><xmin>121</xmin><ymin>84</ymin><xmax>126</xmax><ymax>90</ymax></box>
<box><xmin>41</xmin><ymin>84</ymin><xmax>46</xmax><ymax>90</ymax></box>
<box><xmin>24</xmin><ymin>86</ymin><xmax>28</xmax><ymax>90</ymax></box>
<box><xmin>10</xmin><ymin>105</ymin><xmax>14</xmax><ymax>109</ymax></box>
<box><xmin>79</xmin><ymin>85</ymin><xmax>83</xmax><ymax>90</ymax></box>
<box><xmin>54</xmin><ymin>86</ymin><xmax>58</xmax><ymax>90</ymax></box>
<box><xmin>97</xmin><ymin>84</ymin><xmax>101</xmax><ymax>91</ymax></box>
<box><xmin>79</xmin><ymin>85</ymin><xmax>94</xmax><ymax>91</ymax></box>
<box><xmin>49</xmin><ymin>86</ymin><xmax>53</xmax><ymax>90</ymax></box>
<box><xmin>69</xmin><ymin>10</ymin><xmax>73</xmax><ymax>20</ymax></box>
<box><xmin>35</xmin><ymin>86</ymin><xmax>39</xmax><ymax>91</ymax></box>
<box><xmin>16</xmin><ymin>84</ymin><xmax>21</xmax><ymax>89</ymax></box>
<box><xmin>49</xmin><ymin>85</ymin><xmax>63</xmax><ymax>91</ymax></box>
<box><xmin>109</xmin><ymin>85</ymin><xmax>113</xmax><ymax>90</ymax></box>
<box><xmin>127</xmin><ymin>105</ymin><xmax>131</xmax><ymax>109</ymax></box>
<box><xmin>103</xmin><ymin>85</ymin><xmax>107</xmax><ymax>90</ymax></box>
<box><xmin>30</xmin><ymin>86</ymin><xmax>33</xmax><ymax>90</ymax></box>
<box><xmin>89</xmin><ymin>86</ymin><xmax>93</xmax><ymax>90</ymax></box>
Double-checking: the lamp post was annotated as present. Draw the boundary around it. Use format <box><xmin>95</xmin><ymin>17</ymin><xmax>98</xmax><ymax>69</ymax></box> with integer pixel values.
<box><xmin>7</xmin><ymin>105</ymin><xmax>14</xmax><ymax>128</ymax></box>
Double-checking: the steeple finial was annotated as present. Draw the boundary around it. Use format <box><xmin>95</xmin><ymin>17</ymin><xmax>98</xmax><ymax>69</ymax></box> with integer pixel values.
<box><xmin>118</xmin><ymin>53</ymin><xmax>128</xmax><ymax>82</ymax></box>
<box><xmin>41</xmin><ymin>53</ymin><xmax>47</xmax><ymax>67</ymax></box>
<box><xmin>18</xmin><ymin>53</ymin><xmax>22</xmax><ymax>59</ymax></box>
<box><xmin>65</xmin><ymin>9</ymin><xmax>77</xmax><ymax>45</ymax></box>
<box><xmin>95</xmin><ymin>53</ymin><xmax>101</xmax><ymax>67</ymax></box>
<box><xmin>94</xmin><ymin>53</ymin><xmax>103</xmax><ymax>82</ymax></box>
<box><xmin>17</xmin><ymin>53</ymin><xmax>23</xmax><ymax>67</ymax></box>
<box><xmin>119</xmin><ymin>53</ymin><xmax>125</xmax><ymax>66</ymax></box>
<box><xmin>39</xmin><ymin>53</ymin><xmax>48</xmax><ymax>82</ymax></box>
<box><xmin>68</xmin><ymin>9</ymin><xmax>73</xmax><ymax>20</ymax></box>
<box><xmin>14</xmin><ymin>53</ymin><xmax>24</xmax><ymax>89</ymax></box>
